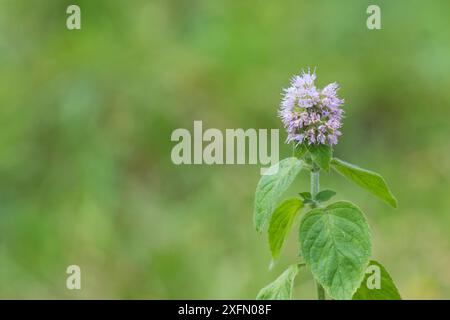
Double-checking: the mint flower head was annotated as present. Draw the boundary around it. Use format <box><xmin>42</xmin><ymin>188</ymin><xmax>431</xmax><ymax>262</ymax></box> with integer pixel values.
<box><xmin>279</xmin><ymin>70</ymin><xmax>344</xmax><ymax>146</ymax></box>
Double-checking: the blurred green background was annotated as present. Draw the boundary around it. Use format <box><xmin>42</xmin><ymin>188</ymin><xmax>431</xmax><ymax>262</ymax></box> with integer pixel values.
<box><xmin>0</xmin><ymin>0</ymin><xmax>449</xmax><ymax>299</ymax></box>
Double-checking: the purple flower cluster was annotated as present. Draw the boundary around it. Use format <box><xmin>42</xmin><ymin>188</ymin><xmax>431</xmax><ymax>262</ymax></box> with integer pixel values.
<box><xmin>279</xmin><ymin>70</ymin><xmax>344</xmax><ymax>146</ymax></box>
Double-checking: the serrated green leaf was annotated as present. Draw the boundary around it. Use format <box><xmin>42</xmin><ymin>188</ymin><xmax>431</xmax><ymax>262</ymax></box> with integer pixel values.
<box><xmin>315</xmin><ymin>189</ymin><xmax>336</xmax><ymax>203</ymax></box>
<box><xmin>268</xmin><ymin>198</ymin><xmax>303</xmax><ymax>262</ymax></box>
<box><xmin>254</xmin><ymin>158</ymin><xmax>303</xmax><ymax>232</ymax></box>
<box><xmin>331</xmin><ymin>158</ymin><xmax>398</xmax><ymax>208</ymax></box>
<box><xmin>307</xmin><ymin>144</ymin><xmax>332</xmax><ymax>171</ymax></box>
<box><xmin>256</xmin><ymin>264</ymin><xmax>299</xmax><ymax>300</ymax></box>
<box><xmin>353</xmin><ymin>260</ymin><xmax>401</xmax><ymax>300</ymax></box>
<box><xmin>299</xmin><ymin>201</ymin><xmax>371</xmax><ymax>300</ymax></box>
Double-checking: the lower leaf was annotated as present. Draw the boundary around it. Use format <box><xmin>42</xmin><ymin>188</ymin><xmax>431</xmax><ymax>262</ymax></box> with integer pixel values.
<box><xmin>352</xmin><ymin>260</ymin><xmax>401</xmax><ymax>300</ymax></box>
<box><xmin>256</xmin><ymin>264</ymin><xmax>299</xmax><ymax>300</ymax></box>
<box><xmin>299</xmin><ymin>201</ymin><xmax>371</xmax><ymax>300</ymax></box>
<box><xmin>268</xmin><ymin>198</ymin><xmax>303</xmax><ymax>263</ymax></box>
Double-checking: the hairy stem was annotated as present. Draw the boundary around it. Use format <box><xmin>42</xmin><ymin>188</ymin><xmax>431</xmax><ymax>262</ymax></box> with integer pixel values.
<box><xmin>310</xmin><ymin>165</ymin><xmax>325</xmax><ymax>300</ymax></box>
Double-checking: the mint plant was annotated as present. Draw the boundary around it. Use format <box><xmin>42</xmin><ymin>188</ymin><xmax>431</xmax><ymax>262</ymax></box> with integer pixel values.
<box><xmin>254</xmin><ymin>70</ymin><xmax>401</xmax><ymax>300</ymax></box>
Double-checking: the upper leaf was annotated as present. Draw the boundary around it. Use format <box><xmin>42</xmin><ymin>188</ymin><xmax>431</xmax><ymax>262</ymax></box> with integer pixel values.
<box><xmin>254</xmin><ymin>158</ymin><xmax>303</xmax><ymax>232</ymax></box>
<box><xmin>331</xmin><ymin>158</ymin><xmax>398</xmax><ymax>208</ymax></box>
<box><xmin>307</xmin><ymin>144</ymin><xmax>332</xmax><ymax>171</ymax></box>
<box><xmin>268</xmin><ymin>198</ymin><xmax>303</xmax><ymax>262</ymax></box>
<box><xmin>256</xmin><ymin>264</ymin><xmax>299</xmax><ymax>300</ymax></box>
<box><xmin>353</xmin><ymin>260</ymin><xmax>401</xmax><ymax>300</ymax></box>
<box><xmin>299</xmin><ymin>201</ymin><xmax>371</xmax><ymax>300</ymax></box>
<box><xmin>315</xmin><ymin>189</ymin><xmax>336</xmax><ymax>203</ymax></box>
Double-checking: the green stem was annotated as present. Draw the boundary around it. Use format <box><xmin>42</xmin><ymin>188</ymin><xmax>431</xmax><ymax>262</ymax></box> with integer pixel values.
<box><xmin>310</xmin><ymin>169</ymin><xmax>320</xmax><ymax>203</ymax></box>
<box><xmin>310</xmin><ymin>166</ymin><xmax>325</xmax><ymax>300</ymax></box>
